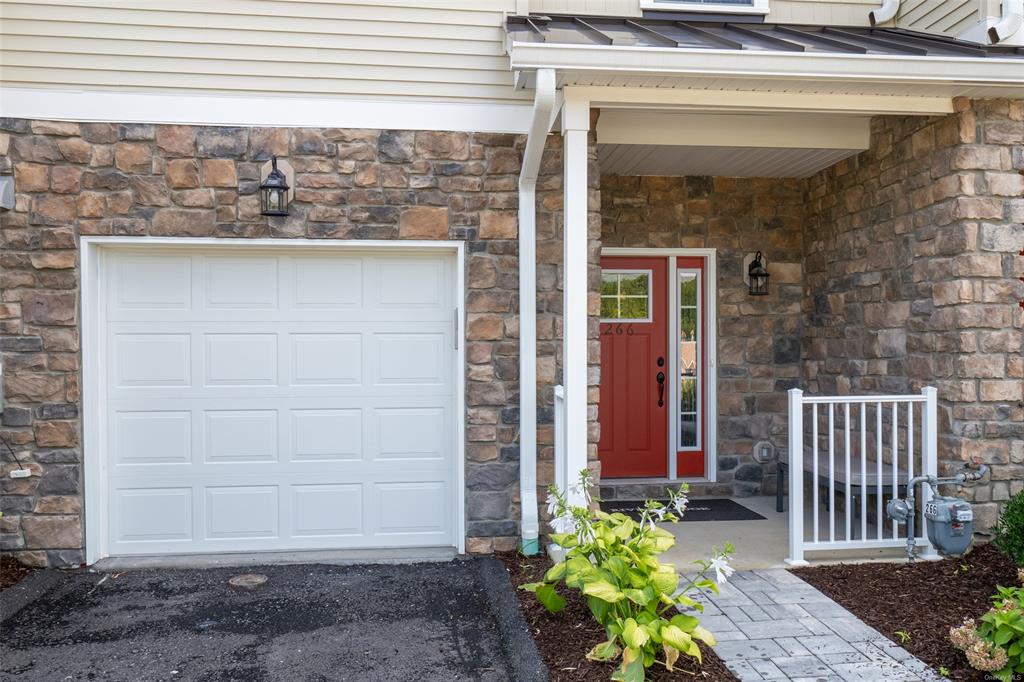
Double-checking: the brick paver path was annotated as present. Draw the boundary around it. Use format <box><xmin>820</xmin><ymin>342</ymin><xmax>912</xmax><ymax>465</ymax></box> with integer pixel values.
<box><xmin>682</xmin><ymin>569</ymin><xmax>942</xmax><ymax>681</ymax></box>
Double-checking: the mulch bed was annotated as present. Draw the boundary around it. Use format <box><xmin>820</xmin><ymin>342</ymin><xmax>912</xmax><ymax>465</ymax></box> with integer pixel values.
<box><xmin>498</xmin><ymin>552</ymin><xmax>738</xmax><ymax>681</ymax></box>
<box><xmin>793</xmin><ymin>542</ymin><xmax>1017</xmax><ymax>680</ymax></box>
<box><xmin>0</xmin><ymin>555</ymin><xmax>34</xmax><ymax>591</ymax></box>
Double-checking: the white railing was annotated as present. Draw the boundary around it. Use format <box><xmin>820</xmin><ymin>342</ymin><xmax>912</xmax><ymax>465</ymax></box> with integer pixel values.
<box><xmin>553</xmin><ymin>384</ymin><xmax>567</xmax><ymax>495</ymax></box>
<box><xmin>785</xmin><ymin>387</ymin><xmax>938</xmax><ymax>566</ymax></box>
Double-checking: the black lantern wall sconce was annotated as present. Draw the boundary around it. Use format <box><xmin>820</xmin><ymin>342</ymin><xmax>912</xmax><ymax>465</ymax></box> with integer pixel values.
<box><xmin>260</xmin><ymin>156</ymin><xmax>291</xmax><ymax>216</ymax></box>
<box><xmin>745</xmin><ymin>251</ymin><xmax>770</xmax><ymax>296</ymax></box>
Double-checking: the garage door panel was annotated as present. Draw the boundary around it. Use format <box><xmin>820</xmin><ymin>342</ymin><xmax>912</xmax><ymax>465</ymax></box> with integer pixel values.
<box><xmin>374</xmin><ymin>257</ymin><xmax>447</xmax><ymax>309</ymax></box>
<box><xmin>204</xmin><ymin>333</ymin><xmax>279</xmax><ymax>386</ymax></box>
<box><xmin>376</xmin><ymin>407</ymin><xmax>447</xmax><ymax>461</ymax></box>
<box><xmin>290</xmin><ymin>333</ymin><xmax>362</xmax><ymax>385</ymax></box>
<box><xmin>292</xmin><ymin>256</ymin><xmax>363</xmax><ymax>309</ymax></box>
<box><xmin>112</xmin><ymin>333</ymin><xmax>191</xmax><ymax>387</ymax></box>
<box><xmin>112</xmin><ymin>487</ymin><xmax>193</xmax><ymax>543</ymax></box>
<box><xmin>291</xmin><ymin>484</ymin><xmax>364</xmax><ymax>537</ymax></box>
<box><xmin>374</xmin><ymin>332</ymin><xmax>448</xmax><ymax>386</ymax></box>
<box><xmin>204</xmin><ymin>410</ymin><xmax>278</xmax><ymax>463</ymax></box>
<box><xmin>204</xmin><ymin>256</ymin><xmax>279</xmax><ymax>310</ymax></box>
<box><xmin>113</xmin><ymin>410</ymin><xmax>192</xmax><ymax>465</ymax></box>
<box><xmin>205</xmin><ymin>486</ymin><xmax>279</xmax><ymax>540</ymax></box>
<box><xmin>375</xmin><ymin>482</ymin><xmax>449</xmax><ymax>536</ymax></box>
<box><xmin>102</xmin><ymin>248</ymin><xmax>457</xmax><ymax>557</ymax></box>
<box><xmin>291</xmin><ymin>409</ymin><xmax>362</xmax><ymax>461</ymax></box>
<box><xmin>111</xmin><ymin>254</ymin><xmax>192</xmax><ymax>312</ymax></box>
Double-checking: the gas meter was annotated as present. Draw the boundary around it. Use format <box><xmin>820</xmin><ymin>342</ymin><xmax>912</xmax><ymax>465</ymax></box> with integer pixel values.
<box><xmin>886</xmin><ymin>464</ymin><xmax>987</xmax><ymax>560</ymax></box>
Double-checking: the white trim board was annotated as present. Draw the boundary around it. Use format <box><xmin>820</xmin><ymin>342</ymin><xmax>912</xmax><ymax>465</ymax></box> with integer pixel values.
<box><xmin>80</xmin><ymin>236</ymin><xmax>467</xmax><ymax>565</ymax></box>
<box><xmin>600</xmin><ymin>248</ymin><xmax>719</xmax><ymax>483</ymax></box>
<box><xmin>3</xmin><ymin>87</ymin><xmax>534</xmax><ymax>133</ymax></box>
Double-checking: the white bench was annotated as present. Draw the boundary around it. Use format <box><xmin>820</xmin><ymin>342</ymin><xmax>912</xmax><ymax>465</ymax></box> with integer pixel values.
<box><xmin>777</xmin><ymin>449</ymin><xmax>910</xmax><ymax>536</ymax></box>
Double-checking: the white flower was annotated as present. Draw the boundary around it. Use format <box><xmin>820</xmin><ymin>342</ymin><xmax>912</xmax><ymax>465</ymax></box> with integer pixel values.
<box><xmin>709</xmin><ymin>555</ymin><xmax>735</xmax><ymax>585</ymax></box>
<box><xmin>672</xmin><ymin>494</ymin><xmax>688</xmax><ymax>517</ymax></box>
<box><xmin>546</xmin><ymin>492</ymin><xmax>559</xmax><ymax>519</ymax></box>
<box><xmin>551</xmin><ymin>514</ymin><xmax>576</xmax><ymax>534</ymax></box>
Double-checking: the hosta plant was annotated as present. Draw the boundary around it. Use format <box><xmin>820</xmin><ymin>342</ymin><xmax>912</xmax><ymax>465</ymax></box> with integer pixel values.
<box><xmin>950</xmin><ymin>569</ymin><xmax>1024</xmax><ymax>682</ymax></box>
<box><xmin>521</xmin><ymin>470</ymin><xmax>734</xmax><ymax>681</ymax></box>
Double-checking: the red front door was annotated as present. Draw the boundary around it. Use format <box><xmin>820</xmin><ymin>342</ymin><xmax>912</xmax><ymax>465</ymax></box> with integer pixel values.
<box><xmin>598</xmin><ymin>257</ymin><xmax>669</xmax><ymax>478</ymax></box>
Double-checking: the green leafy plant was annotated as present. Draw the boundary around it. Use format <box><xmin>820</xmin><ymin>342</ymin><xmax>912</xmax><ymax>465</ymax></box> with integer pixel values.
<box><xmin>895</xmin><ymin>630</ymin><xmax>911</xmax><ymax>645</ymax></box>
<box><xmin>521</xmin><ymin>470</ymin><xmax>734</xmax><ymax>681</ymax></box>
<box><xmin>950</xmin><ymin>572</ymin><xmax>1024</xmax><ymax>682</ymax></box>
<box><xmin>994</xmin><ymin>491</ymin><xmax>1024</xmax><ymax>566</ymax></box>
<box><xmin>938</xmin><ymin>665</ymin><xmax>950</xmax><ymax>678</ymax></box>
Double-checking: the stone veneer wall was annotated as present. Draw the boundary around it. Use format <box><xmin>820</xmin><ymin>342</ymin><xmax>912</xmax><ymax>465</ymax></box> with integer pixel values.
<box><xmin>803</xmin><ymin>99</ymin><xmax>1024</xmax><ymax>531</ymax></box>
<box><xmin>0</xmin><ymin>118</ymin><xmax>601</xmax><ymax>564</ymax></box>
<box><xmin>600</xmin><ymin>175</ymin><xmax>806</xmax><ymax>496</ymax></box>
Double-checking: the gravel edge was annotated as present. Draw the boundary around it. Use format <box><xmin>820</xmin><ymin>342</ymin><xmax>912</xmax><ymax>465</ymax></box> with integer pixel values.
<box><xmin>476</xmin><ymin>556</ymin><xmax>549</xmax><ymax>682</ymax></box>
<box><xmin>0</xmin><ymin>569</ymin><xmax>63</xmax><ymax>625</ymax></box>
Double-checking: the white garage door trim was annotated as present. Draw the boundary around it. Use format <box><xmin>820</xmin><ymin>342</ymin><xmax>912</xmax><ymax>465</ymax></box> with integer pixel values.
<box><xmin>81</xmin><ymin>237</ymin><xmax>466</xmax><ymax>564</ymax></box>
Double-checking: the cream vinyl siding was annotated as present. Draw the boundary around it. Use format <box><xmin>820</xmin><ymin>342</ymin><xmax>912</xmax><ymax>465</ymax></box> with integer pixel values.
<box><xmin>897</xmin><ymin>0</ymin><xmax>986</xmax><ymax>37</ymax></box>
<box><xmin>0</xmin><ymin>0</ymin><xmax>528</xmax><ymax>104</ymax></box>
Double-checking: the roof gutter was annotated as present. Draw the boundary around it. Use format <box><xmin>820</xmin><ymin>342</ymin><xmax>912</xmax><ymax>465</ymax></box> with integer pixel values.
<box><xmin>989</xmin><ymin>0</ymin><xmax>1023</xmax><ymax>43</ymax></box>
<box><xmin>509</xmin><ymin>43</ymin><xmax>1024</xmax><ymax>90</ymax></box>
<box><xmin>517</xmin><ymin>67</ymin><xmax>555</xmax><ymax>556</ymax></box>
<box><xmin>869</xmin><ymin>0</ymin><xmax>901</xmax><ymax>26</ymax></box>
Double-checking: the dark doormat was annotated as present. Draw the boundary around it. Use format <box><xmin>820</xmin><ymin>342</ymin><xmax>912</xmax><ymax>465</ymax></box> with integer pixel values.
<box><xmin>600</xmin><ymin>498</ymin><xmax>766</xmax><ymax>522</ymax></box>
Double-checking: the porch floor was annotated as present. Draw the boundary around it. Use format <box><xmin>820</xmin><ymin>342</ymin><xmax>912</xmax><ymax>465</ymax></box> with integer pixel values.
<box><xmin>661</xmin><ymin>495</ymin><xmax>907</xmax><ymax>571</ymax></box>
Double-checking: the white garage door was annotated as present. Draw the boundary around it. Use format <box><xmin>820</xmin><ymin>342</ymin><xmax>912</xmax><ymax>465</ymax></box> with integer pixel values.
<box><xmin>101</xmin><ymin>247</ymin><xmax>458</xmax><ymax>556</ymax></box>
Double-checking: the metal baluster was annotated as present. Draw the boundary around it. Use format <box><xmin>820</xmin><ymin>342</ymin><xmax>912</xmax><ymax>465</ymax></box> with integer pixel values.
<box><xmin>829</xmin><ymin>403</ymin><xmax>835</xmax><ymax>543</ymax></box>
<box><xmin>876</xmin><ymin>401</ymin><xmax>883</xmax><ymax>541</ymax></box>
<box><xmin>812</xmin><ymin>403</ymin><xmax>819</xmax><ymax>543</ymax></box>
<box><xmin>892</xmin><ymin>401</ymin><xmax>899</xmax><ymax>540</ymax></box>
<box><xmin>860</xmin><ymin>402</ymin><xmax>867</xmax><ymax>540</ymax></box>
<box><xmin>844</xmin><ymin>402</ymin><xmax>851</xmax><ymax>541</ymax></box>
<box><xmin>908</xmin><ymin>401</ymin><xmax>915</xmax><ymax>540</ymax></box>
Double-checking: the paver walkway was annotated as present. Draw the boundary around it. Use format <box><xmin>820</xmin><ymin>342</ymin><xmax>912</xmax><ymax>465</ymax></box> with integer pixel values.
<box><xmin>683</xmin><ymin>569</ymin><xmax>942</xmax><ymax>682</ymax></box>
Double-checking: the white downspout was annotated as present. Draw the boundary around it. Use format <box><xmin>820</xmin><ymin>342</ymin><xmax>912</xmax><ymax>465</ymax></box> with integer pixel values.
<box><xmin>517</xmin><ymin>68</ymin><xmax>555</xmax><ymax>556</ymax></box>
<box><xmin>869</xmin><ymin>0</ymin><xmax>901</xmax><ymax>26</ymax></box>
<box><xmin>989</xmin><ymin>0</ymin><xmax>1023</xmax><ymax>43</ymax></box>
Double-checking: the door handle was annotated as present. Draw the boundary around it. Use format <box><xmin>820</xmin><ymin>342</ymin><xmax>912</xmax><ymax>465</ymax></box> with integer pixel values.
<box><xmin>656</xmin><ymin>371</ymin><xmax>665</xmax><ymax>407</ymax></box>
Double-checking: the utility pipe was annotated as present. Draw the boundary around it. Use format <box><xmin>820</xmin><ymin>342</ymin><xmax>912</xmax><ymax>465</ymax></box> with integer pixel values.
<box><xmin>989</xmin><ymin>0</ymin><xmax>1023</xmax><ymax>43</ymax></box>
<box><xmin>869</xmin><ymin>0</ymin><xmax>901</xmax><ymax>26</ymax></box>
<box><xmin>899</xmin><ymin>465</ymin><xmax>988</xmax><ymax>561</ymax></box>
<box><xmin>517</xmin><ymin>68</ymin><xmax>556</xmax><ymax>556</ymax></box>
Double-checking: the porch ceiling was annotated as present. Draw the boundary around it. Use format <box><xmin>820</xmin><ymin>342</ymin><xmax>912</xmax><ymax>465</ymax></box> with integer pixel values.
<box><xmin>598</xmin><ymin>144</ymin><xmax>859</xmax><ymax>178</ymax></box>
<box><xmin>595</xmin><ymin>109</ymin><xmax>870</xmax><ymax>178</ymax></box>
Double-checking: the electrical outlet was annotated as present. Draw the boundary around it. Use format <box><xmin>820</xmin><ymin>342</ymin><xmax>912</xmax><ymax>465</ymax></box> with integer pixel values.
<box><xmin>9</xmin><ymin>469</ymin><xmax>31</xmax><ymax>479</ymax></box>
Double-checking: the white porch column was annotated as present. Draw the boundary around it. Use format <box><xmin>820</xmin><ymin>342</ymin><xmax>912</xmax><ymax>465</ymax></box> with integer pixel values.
<box><xmin>562</xmin><ymin>90</ymin><xmax>590</xmax><ymax>507</ymax></box>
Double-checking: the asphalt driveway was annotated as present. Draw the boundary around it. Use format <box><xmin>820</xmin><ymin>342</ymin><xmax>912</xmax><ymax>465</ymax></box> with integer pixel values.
<box><xmin>0</xmin><ymin>558</ymin><xmax>545</xmax><ymax>682</ymax></box>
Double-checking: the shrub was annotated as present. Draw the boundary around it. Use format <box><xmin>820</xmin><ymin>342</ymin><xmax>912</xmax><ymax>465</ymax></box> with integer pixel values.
<box><xmin>521</xmin><ymin>470</ymin><xmax>734</xmax><ymax>682</ymax></box>
<box><xmin>950</xmin><ymin>569</ymin><xmax>1024</xmax><ymax>682</ymax></box>
<box><xmin>994</xmin><ymin>491</ymin><xmax>1024</xmax><ymax>566</ymax></box>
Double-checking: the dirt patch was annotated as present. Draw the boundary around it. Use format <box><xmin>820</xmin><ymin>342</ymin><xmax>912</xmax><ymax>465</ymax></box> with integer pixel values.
<box><xmin>1</xmin><ymin>555</ymin><xmax>34</xmax><ymax>591</ymax></box>
<box><xmin>498</xmin><ymin>552</ymin><xmax>738</xmax><ymax>681</ymax></box>
<box><xmin>793</xmin><ymin>543</ymin><xmax>1017</xmax><ymax>680</ymax></box>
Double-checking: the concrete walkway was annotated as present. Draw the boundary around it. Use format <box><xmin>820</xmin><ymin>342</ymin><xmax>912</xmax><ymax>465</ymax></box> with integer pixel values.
<box><xmin>684</xmin><ymin>568</ymin><xmax>941</xmax><ymax>681</ymax></box>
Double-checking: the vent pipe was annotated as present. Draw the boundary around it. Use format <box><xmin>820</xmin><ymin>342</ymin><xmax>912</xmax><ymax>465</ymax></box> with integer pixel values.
<box><xmin>989</xmin><ymin>0</ymin><xmax>1023</xmax><ymax>43</ymax></box>
<box><xmin>869</xmin><ymin>0</ymin><xmax>901</xmax><ymax>26</ymax></box>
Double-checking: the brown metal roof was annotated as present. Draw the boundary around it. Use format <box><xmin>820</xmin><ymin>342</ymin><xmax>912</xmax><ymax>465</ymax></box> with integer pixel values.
<box><xmin>507</xmin><ymin>14</ymin><xmax>1024</xmax><ymax>58</ymax></box>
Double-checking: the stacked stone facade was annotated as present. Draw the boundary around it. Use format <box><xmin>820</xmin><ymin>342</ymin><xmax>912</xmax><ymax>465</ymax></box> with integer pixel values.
<box><xmin>0</xmin><ymin>118</ymin><xmax>604</xmax><ymax>564</ymax></box>
<box><xmin>803</xmin><ymin>99</ymin><xmax>1024</xmax><ymax>530</ymax></box>
<box><xmin>600</xmin><ymin>175</ymin><xmax>806</xmax><ymax>496</ymax></box>
<box><xmin>0</xmin><ymin>96</ymin><xmax>1019</xmax><ymax>563</ymax></box>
